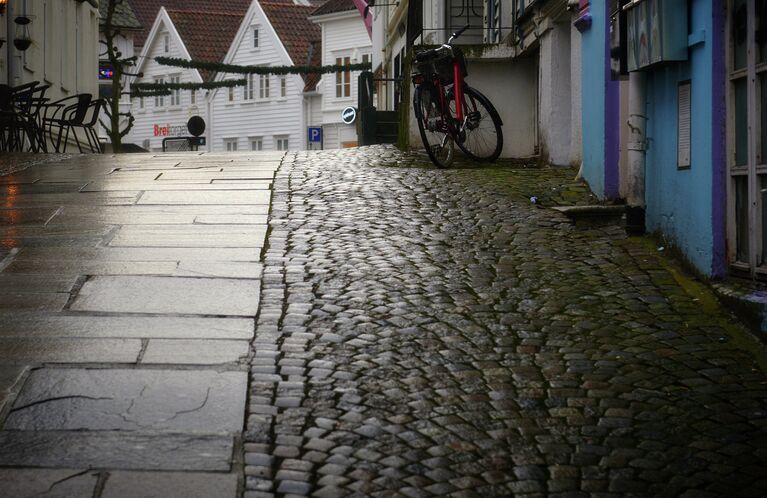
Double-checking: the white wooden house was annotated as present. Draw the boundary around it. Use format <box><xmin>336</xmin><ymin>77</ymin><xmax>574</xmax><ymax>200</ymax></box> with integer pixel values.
<box><xmin>309</xmin><ymin>0</ymin><xmax>372</xmax><ymax>149</ymax></box>
<box><xmin>129</xmin><ymin>7</ymin><xmax>245</xmax><ymax>151</ymax></box>
<box><xmin>207</xmin><ymin>0</ymin><xmax>322</xmax><ymax>152</ymax></box>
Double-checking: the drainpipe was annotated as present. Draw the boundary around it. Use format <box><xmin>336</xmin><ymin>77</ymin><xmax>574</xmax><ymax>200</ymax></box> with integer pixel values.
<box><xmin>626</xmin><ymin>70</ymin><xmax>647</xmax><ymax>234</ymax></box>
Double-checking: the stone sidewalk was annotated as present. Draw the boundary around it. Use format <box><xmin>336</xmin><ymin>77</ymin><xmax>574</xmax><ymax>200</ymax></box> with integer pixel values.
<box><xmin>0</xmin><ymin>151</ymin><xmax>280</xmax><ymax>497</ymax></box>
<box><xmin>246</xmin><ymin>146</ymin><xmax>767</xmax><ymax>497</ymax></box>
<box><xmin>1</xmin><ymin>147</ymin><xmax>767</xmax><ymax>498</ymax></box>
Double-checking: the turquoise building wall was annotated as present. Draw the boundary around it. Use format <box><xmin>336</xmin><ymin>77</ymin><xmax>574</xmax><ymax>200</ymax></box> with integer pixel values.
<box><xmin>578</xmin><ymin>0</ymin><xmax>726</xmax><ymax>277</ymax></box>
<box><xmin>643</xmin><ymin>0</ymin><xmax>726</xmax><ymax>276</ymax></box>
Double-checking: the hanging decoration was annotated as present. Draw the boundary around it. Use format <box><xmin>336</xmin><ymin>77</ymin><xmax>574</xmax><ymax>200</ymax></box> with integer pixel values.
<box><xmin>131</xmin><ymin>78</ymin><xmax>247</xmax><ymax>97</ymax></box>
<box><xmin>153</xmin><ymin>56</ymin><xmax>372</xmax><ymax>76</ymax></box>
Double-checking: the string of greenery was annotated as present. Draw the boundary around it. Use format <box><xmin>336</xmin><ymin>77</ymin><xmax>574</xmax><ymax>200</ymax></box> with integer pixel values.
<box><xmin>154</xmin><ymin>56</ymin><xmax>372</xmax><ymax>75</ymax></box>
<box><xmin>132</xmin><ymin>79</ymin><xmax>247</xmax><ymax>93</ymax></box>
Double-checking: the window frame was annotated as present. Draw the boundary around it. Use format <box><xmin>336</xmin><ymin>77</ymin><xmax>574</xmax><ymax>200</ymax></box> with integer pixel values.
<box><xmin>335</xmin><ymin>56</ymin><xmax>351</xmax><ymax>98</ymax></box>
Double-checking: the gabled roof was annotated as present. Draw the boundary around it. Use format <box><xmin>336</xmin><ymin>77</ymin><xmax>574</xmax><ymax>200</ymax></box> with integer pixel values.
<box><xmin>99</xmin><ymin>0</ymin><xmax>143</xmax><ymax>30</ymax></box>
<box><xmin>311</xmin><ymin>0</ymin><xmax>356</xmax><ymax>16</ymax></box>
<box><xmin>166</xmin><ymin>10</ymin><xmax>246</xmax><ymax>82</ymax></box>
<box><xmin>128</xmin><ymin>0</ymin><xmax>252</xmax><ymax>48</ymax></box>
<box><xmin>260</xmin><ymin>1</ymin><xmax>322</xmax><ymax>91</ymax></box>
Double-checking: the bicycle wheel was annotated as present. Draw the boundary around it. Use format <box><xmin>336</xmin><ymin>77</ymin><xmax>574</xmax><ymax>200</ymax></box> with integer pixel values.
<box><xmin>455</xmin><ymin>85</ymin><xmax>503</xmax><ymax>162</ymax></box>
<box><xmin>413</xmin><ymin>83</ymin><xmax>454</xmax><ymax>168</ymax></box>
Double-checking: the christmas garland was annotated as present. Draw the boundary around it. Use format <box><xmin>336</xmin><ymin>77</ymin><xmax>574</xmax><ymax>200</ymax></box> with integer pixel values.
<box><xmin>132</xmin><ymin>79</ymin><xmax>247</xmax><ymax>93</ymax></box>
<box><xmin>154</xmin><ymin>56</ymin><xmax>372</xmax><ymax>75</ymax></box>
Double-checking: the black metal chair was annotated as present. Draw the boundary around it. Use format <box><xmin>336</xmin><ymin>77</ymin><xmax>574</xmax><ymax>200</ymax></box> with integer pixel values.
<box><xmin>41</xmin><ymin>94</ymin><xmax>92</xmax><ymax>153</ymax></box>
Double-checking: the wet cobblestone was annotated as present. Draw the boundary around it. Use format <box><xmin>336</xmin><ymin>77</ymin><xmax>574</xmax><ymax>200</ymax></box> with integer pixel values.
<box><xmin>247</xmin><ymin>145</ymin><xmax>767</xmax><ymax>497</ymax></box>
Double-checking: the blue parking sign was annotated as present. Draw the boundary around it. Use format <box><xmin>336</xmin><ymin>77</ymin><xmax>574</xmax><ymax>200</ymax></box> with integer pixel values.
<box><xmin>308</xmin><ymin>127</ymin><xmax>322</xmax><ymax>143</ymax></box>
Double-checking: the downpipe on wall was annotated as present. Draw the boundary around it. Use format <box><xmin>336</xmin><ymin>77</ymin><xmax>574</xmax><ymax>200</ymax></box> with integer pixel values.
<box><xmin>626</xmin><ymin>70</ymin><xmax>647</xmax><ymax>234</ymax></box>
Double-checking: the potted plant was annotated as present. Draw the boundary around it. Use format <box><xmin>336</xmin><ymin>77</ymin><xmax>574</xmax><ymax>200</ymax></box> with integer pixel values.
<box><xmin>13</xmin><ymin>16</ymin><xmax>31</xmax><ymax>51</ymax></box>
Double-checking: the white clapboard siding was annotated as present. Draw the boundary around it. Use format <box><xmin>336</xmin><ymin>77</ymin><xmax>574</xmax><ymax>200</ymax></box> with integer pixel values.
<box><xmin>314</xmin><ymin>12</ymin><xmax>371</xmax><ymax>149</ymax></box>
<box><xmin>129</xmin><ymin>11</ymin><xmax>206</xmax><ymax>151</ymax></box>
<box><xmin>210</xmin><ymin>2</ymin><xmax>307</xmax><ymax>152</ymax></box>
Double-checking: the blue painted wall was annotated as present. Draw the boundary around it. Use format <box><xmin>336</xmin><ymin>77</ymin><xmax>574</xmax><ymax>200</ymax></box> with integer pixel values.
<box><xmin>644</xmin><ymin>0</ymin><xmax>717</xmax><ymax>275</ymax></box>
<box><xmin>580</xmin><ymin>2</ymin><xmax>607</xmax><ymax>198</ymax></box>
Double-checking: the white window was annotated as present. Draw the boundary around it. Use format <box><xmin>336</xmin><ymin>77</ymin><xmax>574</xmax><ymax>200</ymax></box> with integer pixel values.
<box><xmin>164</xmin><ymin>34</ymin><xmax>170</xmax><ymax>53</ymax></box>
<box><xmin>280</xmin><ymin>76</ymin><xmax>287</xmax><ymax>98</ymax></box>
<box><xmin>275</xmin><ymin>137</ymin><xmax>289</xmax><ymax>151</ymax></box>
<box><xmin>259</xmin><ymin>74</ymin><xmax>270</xmax><ymax>99</ymax></box>
<box><xmin>225</xmin><ymin>139</ymin><xmax>238</xmax><ymax>151</ymax></box>
<box><xmin>191</xmin><ymin>89</ymin><xmax>196</xmax><ymax>105</ymax></box>
<box><xmin>154</xmin><ymin>77</ymin><xmax>164</xmax><ymax>107</ymax></box>
<box><xmin>170</xmin><ymin>75</ymin><xmax>181</xmax><ymax>106</ymax></box>
<box><xmin>139</xmin><ymin>96</ymin><xmax>144</xmax><ymax>109</ymax></box>
<box><xmin>250</xmin><ymin>137</ymin><xmax>263</xmax><ymax>151</ymax></box>
<box><xmin>253</xmin><ymin>27</ymin><xmax>260</xmax><ymax>49</ymax></box>
<box><xmin>336</xmin><ymin>56</ymin><xmax>351</xmax><ymax>98</ymax></box>
<box><xmin>244</xmin><ymin>73</ymin><xmax>255</xmax><ymax>100</ymax></box>
<box><xmin>228</xmin><ymin>85</ymin><xmax>234</xmax><ymax>102</ymax></box>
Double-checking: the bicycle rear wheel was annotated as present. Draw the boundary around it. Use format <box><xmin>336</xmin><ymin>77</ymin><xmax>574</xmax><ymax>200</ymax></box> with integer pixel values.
<box><xmin>413</xmin><ymin>83</ymin><xmax>454</xmax><ymax>168</ymax></box>
<box><xmin>455</xmin><ymin>85</ymin><xmax>503</xmax><ymax>162</ymax></box>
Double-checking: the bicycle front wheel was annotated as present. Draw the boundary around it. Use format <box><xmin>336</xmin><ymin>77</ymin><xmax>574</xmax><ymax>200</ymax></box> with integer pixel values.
<box><xmin>413</xmin><ymin>83</ymin><xmax>454</xmax><ymax>168</ymax></box>
<box><xmin>456</xmin><ymin>86</ymin><xmax>503</xmax><ymax>162</ymax></box>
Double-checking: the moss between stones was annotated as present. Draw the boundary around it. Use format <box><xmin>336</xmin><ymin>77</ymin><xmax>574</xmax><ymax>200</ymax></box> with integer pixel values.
<box><xmin>629</xmin><ymin>237</ymin><xmax>767</xmax><ymax>375</ymax></box>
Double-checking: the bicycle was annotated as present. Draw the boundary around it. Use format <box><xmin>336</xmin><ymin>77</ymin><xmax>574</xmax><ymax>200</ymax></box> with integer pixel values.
<box><xmin>411</xmin><ymin>25</ymin><xmax>504</xmax><ymax>168</ymax></box>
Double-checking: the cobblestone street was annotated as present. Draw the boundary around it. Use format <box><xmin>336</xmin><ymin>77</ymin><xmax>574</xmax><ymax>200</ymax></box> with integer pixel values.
<box><xmin>247</xmin><ymin>146</ymin><xmax>767</xmax><ymax>497</ymax></box>
<box><xmin>1</xmin><ymin>147</ymin><xmax>766</xmax><ymax>497</ymax></box>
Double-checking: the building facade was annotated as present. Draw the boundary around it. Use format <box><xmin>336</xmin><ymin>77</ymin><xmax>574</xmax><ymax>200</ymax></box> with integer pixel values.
<box><xmin>2</xmin><ymin>0</ymin><xmax>99</xmax><ymax>108</ymax></box>
<box><xmin>579</xmin><ymin>0</ymin><xmax>729</xmax><ymax>278</ymax></box>
<box><xmin>310</xmin><ymin>0</ymin><xmax>372</xmax><ymax>149</ymax></box>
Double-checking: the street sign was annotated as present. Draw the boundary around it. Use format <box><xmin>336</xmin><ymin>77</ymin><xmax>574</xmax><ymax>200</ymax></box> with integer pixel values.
<box><xmin>308</xmin><ymin>126</ymin><xmax>322</xmax><ymax>143</ymax></box>
<box><xmin>341</xmin><ymin>106</ymin><xmax>357</xmax><ymax>125</ymax></box>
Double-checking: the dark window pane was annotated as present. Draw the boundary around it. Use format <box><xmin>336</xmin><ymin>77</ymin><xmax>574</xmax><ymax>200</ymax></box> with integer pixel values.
<box><xmin>762</xmin><ymin>176</ymin><xmax>767</xmax><ymax>265</ymax></box>
<box><xmin>734</xmin><ymin>0</ymin><xmax>748</xmax><ymax>70</ymax></box>
<box><xmin>735</xmin><ymin>78</ymin><xmax>749</xmax><ymax>167</ymax></box>
<box><xmin>759</xmin><ymin>0</ymin><xmax>767</xmax><ymax>63</ymax></box>
<box><xmin>762</xmin><ymin>74</ymin><xmax>767</xmax><ymax>164</ymax></box>
<box><xmin>736</xmin><ymin>176</ymin><xmax>750</xmax><ymax>263</ymax></box>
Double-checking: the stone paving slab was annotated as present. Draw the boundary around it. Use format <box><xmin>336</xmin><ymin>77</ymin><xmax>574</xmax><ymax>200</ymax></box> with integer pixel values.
<box><xmin>0</xmin><ymin>274</ymin><xmax>78</xmax><ymax>293</ymax></box>
<box><xmin>0</xmin><ymin>314</ymin><xmax>254</xmax><ymax>340</ymax></box>
<box><xmin>4</xmin><ymin>369</ymin><xmax>247</xmax><ymax>432</ymax></box>
<box><xmin>71</xmin><ymin>276</ymin><xmax>260</xmax><ymax>316</ymax></box>
<box><xmin>0</xmin><ymin>366</ymin><xmax>26</xmax><ymax>414</ymax></box>
<box><xmin>0</xmin><ymin>207</ymin><xmax>59</xmax><ymax>226</ymax></box>
<box><xmin>174</xmin><ymin>261</ymin><xmax>263</xmax><ymax>279</ymax></box>
<box><xmin>0</xmin><ymin>293</ymin><xmax>69</xmax><ymax>311</ymax></box>
<box><xmin>101</xmin><ymin>471</ymin><xmax>238</xmax><ymax>498</ymax></box>
<box><xmin>3</xmin><ymin>260</ymin><xmax>179</xmax><ymax>276</ymax></box>
<box><xmin>110</xmin><ymin>225</ymin><xmax>266</xmax><ymax>248</ymax></box>
<box><xmin>141</xmin><ymin>339</ymin><xmax>251</xmax><ymax>365</ymax></box>
<box><xmin>0</xmin><ymin>468</ymin><xmax>99</xmax><ymax>498</ymax></box>
<box><xmin>0</xmin><ymin>432</ymin><xmax>234</xmax><ymax>471</ymax></box>
<box><xmin>0</xmin><ymin>338</ymin><xmax>141</xmax><ymax>363</ymax></box>
<box><xmin>137</xmin><ymin>190</ymin><xmax>271</xmax><ymax>205</ymax></box>
<box><xmin>0</xmin><ymin>192</ymin><xmax>142</xmax><ymax>206</ymax></box>
<box><xmin>81</xmin><ymin>181</ymin><xmax>272</xmax><ymax>192</ymax></box>
<box><xmin>15</xmin><ymin>247</ymin><xmax>262</xmax><ymax>262</ymax></box>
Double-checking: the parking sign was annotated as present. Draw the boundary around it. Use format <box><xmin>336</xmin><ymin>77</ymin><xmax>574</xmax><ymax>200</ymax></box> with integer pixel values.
<box><xmin>308</xmin><ymin>127</ymin><xmax>322</xmax><ymax>143</ymax></box>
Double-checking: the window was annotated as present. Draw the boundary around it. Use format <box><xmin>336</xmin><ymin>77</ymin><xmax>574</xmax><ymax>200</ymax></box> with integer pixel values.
<box><xmin>245</xmin><ymin>73</ymin><xmax>255</xmax><ymax>100</ymax></box>
<box><xmin>485</xmin><ymin>0</ymin><xmax>502</xmax><ymax>43</ymax></box>
<box><xmin>280</xmin><ymin>76</ymin><xmax>287</xmax><ymax>98</ymax></box>
<box><xmin>154</xmin><ymin>77</ymin><xmax>165</xmax><ymax>107</ymax></box>
<box><xmin>253</xmin><ymin>27</ymin><xmax>260</xmax><ymax>48</ymax></box>
<box><xmin>170</xmin><ymin>75</ymin><xmax>181</xmax><ymax>106</ymax></box>
<box><xmin>275</xmin><ymin>137</ymin><xmax>289</xmax><ymax>151</ymax></box>
<box><xmin>191</xmin><ymin>89</ymin><xmax>196</xmax><ymax>105</ymax></box>
<box><xmin>139</xmin><ymin>96</ymin><xmax>144</xmax><ymax>109</ymax></box>
<box><xmin>228</xmin><ymin>85</ymin><xmax>235</xmax><ymax>102</ymax></box>
<box><xmin>336</xmin><ymin>56</ymin><xmax>351</xmax><ymax>98</ymax></box>
<box><xmin>225</xmin><ymin>139</ymin><xmax>238</xmax><ymax>151</ymax></box>
<box><xmin>259</xmin><ymin>74</ymin><xmax>270</xmax><ymax>99</ymax></box>
<box><xmin>164</xmin><ymin>34</ymin><xmax>170</xmax><ymax>53</ymax></box>
<box><xmin>250</xmin><ymin>137</ymin><xmax>263</xmax><ymax>151</ymax></box>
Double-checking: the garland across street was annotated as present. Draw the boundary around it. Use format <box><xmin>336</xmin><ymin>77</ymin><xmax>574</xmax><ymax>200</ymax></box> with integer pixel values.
<box><xmin>132</xmin><ymin>58</ymin><xmax>373</xmax><ymax>96</ymax></box>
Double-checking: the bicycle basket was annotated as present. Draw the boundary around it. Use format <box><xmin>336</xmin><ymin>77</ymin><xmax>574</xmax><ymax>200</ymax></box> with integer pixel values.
<box><xmin>414</xmin><ymin>47</ymin><xmax>468</xmax><ymax>82</ymax></box>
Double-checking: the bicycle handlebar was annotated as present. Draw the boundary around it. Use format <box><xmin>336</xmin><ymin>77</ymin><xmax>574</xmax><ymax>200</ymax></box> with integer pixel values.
<box><xmin>448</xmin><ymin>25</ymin><xmax>470</xmax><ymax>44</ymax></box>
